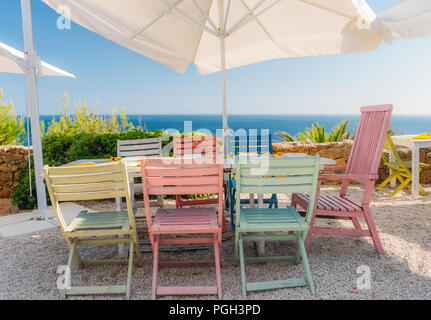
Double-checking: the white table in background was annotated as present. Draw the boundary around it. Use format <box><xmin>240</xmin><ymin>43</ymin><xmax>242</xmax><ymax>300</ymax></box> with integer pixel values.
<box><xmin>390</xmin><ymin>135</ymin><xmax>431</xmax><ymax>198</ymax></box>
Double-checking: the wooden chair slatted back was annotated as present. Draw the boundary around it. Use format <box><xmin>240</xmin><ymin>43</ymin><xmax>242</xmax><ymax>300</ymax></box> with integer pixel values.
<box><xmin>236</xmin><ymin>156</ymin><xmax>321</xmax><ymax>225</ymax></box>
<box><xmin>173</xmin><ymin>135</ymin><xmax>218</xmax><ymax>157</ymax></box>
<box><xmin>345</xmin><ymin>105</ymin><xmax>393</xmax><ymax>177</ymax></box>
<box><xmin>117</xmin><ymin>137</ymin><xmax>162</xmax><ymax>158</ymax></box>
<box><xmin>140</xmin><ymin>158</ymin><xmax>224</xmax><ymax>229</ymax></box>
<box><xmin>44</xmin><ymin>162</ymin><xmax>135</xmax><ymax>232</ymax></box>
<box><xmin>228</xmin><ymin>132</ymin><xmax>272</xmax><ymax>156</ymax></box>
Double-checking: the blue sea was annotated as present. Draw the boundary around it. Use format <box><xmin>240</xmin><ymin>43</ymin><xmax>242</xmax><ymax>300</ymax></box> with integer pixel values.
<box><xmin>24</xmin><ymin>114</ymin><xmax>431</xmax><ymax>146</ymax></box>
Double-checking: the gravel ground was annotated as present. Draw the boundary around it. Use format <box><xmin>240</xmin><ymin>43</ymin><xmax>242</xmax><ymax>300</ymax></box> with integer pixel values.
<box><xmin>1</xmin><ymin>185</ymin><xmax>431</xmax><ymax>300</ymax></box>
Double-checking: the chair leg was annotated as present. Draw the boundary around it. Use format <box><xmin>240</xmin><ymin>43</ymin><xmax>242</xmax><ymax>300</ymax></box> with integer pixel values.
<box><xmin>392</xmin><ymin>175</ymin><xmax>412</xmax><ymax>196</ymax></box>
<box><xmin>152</xmin><ymin>235</ymin><xmax>160</xmax><ymax>300</ymax></box>
<box><xmin>66</xmin><ymin>237</ymin><xmax>82</xmax><ymax>269</ymax></box>
<box><xmin>126</xmin><ymin>239</ymin><xmax>134</xmax><ymax>300</ymax></box>
<box><xmin>376</xmin><ymin>171</ymin><xmax>397</xmax><ymax>192</ymax></box>
<box><xmin>133</xmin><ymin>234</ymin><xmax>143</xmax><ymax>267</ymax></box>
<box><xmin>234</xmin><ymin>230</ymin><xmax>240</xmax><ymax>261</ymax></box>
<box><xmin>270</xmin><ymin>194</ymin><xmax>278</xmax><ymax>209</ymax></box>
<box><xmin>238</xmin><ymin>235</ymin><xmax>247</xmax><ymax>297</ymax></box>
<box><xmin>419</xmin><ymin>183</ymin><xmax>427</xmax><ymax>196</ymax></box>
<box><xmin>230</xmin><ymin>186</ymin><xmax>236</xmax><ymax>231</ymax></box>
<box><xmin>295</xmin><ymin>238</ymin><xmax>301</xmax><ymax>264</ymax></box>
<box><xmin>213</xmin><ymin>235</ymin><xmax>222</xmax><ymax>299</ymax></box>
<box><xmin>305</xmin><ymin>210</ymin><xmax>317</xmax><ymax>251</ymax></box>
<box><xmin>351</xmin><ymin>217</ymin><xmax>362</xmax><ymax>230</ymax></box>
<box><xmin>363</xmin><ymin>207</ymin><xmax>384</xmax><ymax>254</ymax></box>
<box><xmin>291</xmin><ymin>194</ymin><xmax>297</xmax><ymax>209</ymax></box>
<box><xmin>63</xmin><ymin>238</ymin><xmax>77</xmax><ymax>299</ymax></box>
<box><xmin>298</xmin><ymin>234</ymin><xmax>315</xmax><ymax>294</ymax></box>
<box><xmin>175</xmin><ymin>195</ymin><xmax>182</xmax><ymax>208</ymax></box>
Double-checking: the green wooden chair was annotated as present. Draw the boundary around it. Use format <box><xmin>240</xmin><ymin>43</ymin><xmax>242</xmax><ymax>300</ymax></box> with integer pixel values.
<box><xmin>44</xmin><ymin>162</ymin><xmax>143</xmax><ymax>299</ymax></box>
<box><xmin>234</xmin><ymin>156</ymin><xmax>321</xmax><ymax>297</ymax></box>
<box><xmin>377</xmin><ymin>134</ymin><xmax>429</xmax><ymax>197</ymax></box>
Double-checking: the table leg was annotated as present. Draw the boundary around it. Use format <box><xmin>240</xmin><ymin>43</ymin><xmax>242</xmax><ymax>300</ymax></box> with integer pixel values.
<box><xmin>223</xmin><ymin>174</ymin><xmax>230</xmax><ymax>212</ymax></box>
<box><xmin>412</xmin><ymin>145</ymin><xmax>420</xmax><ymax>198</ymax></box>
<box><xmin>249</xmin><ymin>194</ymin><xmax>255</xmax><ymax>208</ymax></box>
<box><xmin>115</xmin><ymin>197</ymin><xmax>122</xmax><ymax>211</ymax></box>
<box><xmin>389</xmin><ymin>149</ymin><xmax>396</xmax><ymax>188</ymax></box>
<box><xmin>129</xmin><ymin>181</ymin><xmax>135</xmax><ymax>208</ymax></box>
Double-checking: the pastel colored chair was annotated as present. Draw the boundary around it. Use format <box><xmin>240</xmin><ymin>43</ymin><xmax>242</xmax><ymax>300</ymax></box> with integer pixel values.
<box><xmin>44</xmin><ymin>162</ymin><xmax>142</xmax><ymax>299</ymax></box>
<box><xmin>117</xmin><ymin>137</ymin><xmax>163</xmax><ymax>207</ymax></box>
<box><xmin>141</xmin><ymin>157</ymin><xmax>224</xmax><ymax>299</ymax></box>
<box><xmin>292</xmin><ymin>105</ymin><xmax>393</xmax><ymax>254</ymax></box>
<box><xmin>234</xmin><ymin>156</ymin><xmax>321</xmax><ymax>296</ymax></box>
<box><xmin>228</xmin><ymin>133</ymin><xmax>278</xmax><ymax>230</ymax></box>
<box><xmin>173</xmin><ymin>134</ymin><xmax>219</xmax><ymax>208</ymax></box>
<box><xmin>376</xmin><ymin>133</ymin><xmax>429</xmax><ymax>197</ymax></box>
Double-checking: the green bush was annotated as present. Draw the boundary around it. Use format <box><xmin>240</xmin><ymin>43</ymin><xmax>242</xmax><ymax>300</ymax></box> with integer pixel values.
<box><xmin>0</xmin><ymin>90</ymin><xmax>25</xmax><ymax>145</ymax></box>
<box><xmin>11</xmin><ymin>156</ymin><xmax>52</xmax><ymax>210</ymax></box>
<box><xmin>277</xmin><ymin>120</ymin><xmax>352</xmax><ymax>143</ymax></box>
<box><xmin>42</xmin><ymin>128</ymin><xmax>164</xmax><ymax>166</ymax></box>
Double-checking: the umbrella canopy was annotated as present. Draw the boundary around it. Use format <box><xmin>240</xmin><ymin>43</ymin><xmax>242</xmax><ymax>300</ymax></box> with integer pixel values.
<box><xmin>0</xmin><ymin>41</ymin><xmax>75</xmax><ymax>77</ymax></box>
<box><xmin>42</xmin><ymin>0</ymin><xmax>389</xmax><ymax>154</ymax></box>
<box><xmin>377</xmin><ymin>0</ymin><xmax>431</xmax><ymax>42</ymax></box>
<box><xmin>42</xmin><ymin>0</ymin><xmax>383</xmax><ymax>75</ymax></box>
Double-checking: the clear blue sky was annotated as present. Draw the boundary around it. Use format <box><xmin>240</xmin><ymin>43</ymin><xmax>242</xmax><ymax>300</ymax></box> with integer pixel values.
<box><xmin>1</xmin><ymin>0</ymin><xmax>430</xmax><ymax>116</ymax></box>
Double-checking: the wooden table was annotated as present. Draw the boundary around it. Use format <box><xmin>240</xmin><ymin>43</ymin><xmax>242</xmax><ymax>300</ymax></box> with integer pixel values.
<box><xmin>391</xmin><ymin>135</ymin><xmax>431</xmax><ymax>198</ymax></box>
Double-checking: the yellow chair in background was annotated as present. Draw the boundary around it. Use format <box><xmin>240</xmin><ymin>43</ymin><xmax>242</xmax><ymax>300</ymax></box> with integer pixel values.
<box><xmin>377</xmin><ymin>134</ymin><xmax>429</xmax><ymax>197</ymax></box>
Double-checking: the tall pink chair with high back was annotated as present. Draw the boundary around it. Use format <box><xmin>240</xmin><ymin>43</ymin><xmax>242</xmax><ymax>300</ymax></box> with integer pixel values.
<box><xmin>141</xmin><ymin>157</ymin><xmax>224</xmax><ymax>299</ymax></box>
<box><xmin>292</xmin><ymin>105</ymin><xmax>393</xmax><ymax>254</ymax></box>
<box><xmin>173</xmin><ymin>134</ymin><xmax>219</xmax><ymax>208</ymax></box>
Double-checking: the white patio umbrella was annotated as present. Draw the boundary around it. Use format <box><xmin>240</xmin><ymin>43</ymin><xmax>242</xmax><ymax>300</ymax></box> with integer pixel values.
<box><xmin>0</xmin><ymin>0</ymin><xmax>75</xmax><ymax>216</ymax></box>
<box><xmin>27</xmin><ymin>0</ymin><xmax>431</xmax><ymax>211</ymax></box>
<box><xmin>41</xmin><ymin>0</ymin><xmax>387</xmax><ymax>153</ymax></box>
<box><xmin>40</xmin><ymin>0</ymin><xmax>431</xmax><ymax>155</ymax></box>
<box><xmin>0</xmin><ymin>41</ymin><xmax>75</xmax><ymax>78</ymax></box>
<box><xmin>377</xmin><ymin>0</ymin><xmax>431</xmax><ymax>42</ymax></box>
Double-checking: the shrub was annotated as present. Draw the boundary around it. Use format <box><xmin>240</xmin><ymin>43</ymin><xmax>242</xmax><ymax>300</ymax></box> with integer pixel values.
<box><xmin>276</xmin><ymin>121</ymin><xmax>351</xmax><ymax>143</ymax></box>
<box><xmin>43</xmin><ymin>128</ymin><xmax>164</xmax><ymax>166</ymax></box>
<box><xmin>297</xmin><ymin>120</ymin><xmax>351</xmax><ymax>143</ymax></box>
<box><xmin>275</xmin><ymin>131</ymin><xmax>296</xmax><ymax>142</ymax></box>
<box><xmin>0</xmin><ymin>90</ymin><xmax>25</xmax><ymax>145</ymax></box>
<box><xmin>43</xmin><ymin>92</ymin><xmax>134</xmax><ymax>137</ymax></box>
<box><xmin>11</xmin><ymin>156</ymin><xmax>52</xmax><ymax>210</ymax></box>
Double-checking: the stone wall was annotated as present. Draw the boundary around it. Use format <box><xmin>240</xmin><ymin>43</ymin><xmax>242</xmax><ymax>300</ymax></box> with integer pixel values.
<box><xmin>272</xmin><ymin>141</ymin><xmax>431</xmax><ymax>184</ymax></box>
<box><xmin>0</xmin><ymin>146</ymin><xmax>32</xmax><ymax>198</ymax></box>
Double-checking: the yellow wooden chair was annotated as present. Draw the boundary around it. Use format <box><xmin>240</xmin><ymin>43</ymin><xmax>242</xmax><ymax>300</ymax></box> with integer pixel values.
<box><xmin>44</xmin><ymin>162</ymin><xmax>142</xmax><ymax>299</ymax></box>
<box><xmin>377</xmin><ymin>134</ymin><xmax>429</xmax><ymax>197</ymax></box>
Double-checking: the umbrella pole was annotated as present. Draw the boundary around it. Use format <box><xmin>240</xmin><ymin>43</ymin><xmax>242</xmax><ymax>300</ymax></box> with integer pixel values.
<box><xmin>219</xmin><ymin>0</ymin><xmax>228</xmax><ymax>158</ymax></box>
<box><xmin>220</xmin><ymin>36</ymin><xmax>228</xmax><ymax>158</ymax></box>
<box><xmin>21</xmin><ymin>0</ymin><xmax>48</xmax><ymax>217</ymax></box>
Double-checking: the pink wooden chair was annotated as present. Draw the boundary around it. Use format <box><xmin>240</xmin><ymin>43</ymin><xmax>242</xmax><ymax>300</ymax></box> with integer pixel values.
<box><xmin>141</xmin><ymin>157</ymin><xmax>224</xmax><ymax>299</ymax></box>
<box><xmin>292</xmin><ymin>105</ymin><xmax>393</xmax><ymax>254</ymax></box>
<box><xmin>173</xmin><ymin>134</ymin><xmax>219</xmax><ymax>208</ymax></box>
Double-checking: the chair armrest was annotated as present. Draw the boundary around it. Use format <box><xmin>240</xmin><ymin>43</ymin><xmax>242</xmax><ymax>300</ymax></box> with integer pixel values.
<box><xmin>322</xmin><ymin>166</ymin><xmax>346</xmax><ymax>172</ymax></box>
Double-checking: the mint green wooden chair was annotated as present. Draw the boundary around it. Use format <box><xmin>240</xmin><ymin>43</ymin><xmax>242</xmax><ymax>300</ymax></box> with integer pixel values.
<box><xmin>44</xmin><ymin>162</ymin><xmax>142</xmax><ymax>299</ymax></box>
<box><xmin>234</xmin><ymin>156</ymin><xmax>321</xmax><ymax>296</ymax></box>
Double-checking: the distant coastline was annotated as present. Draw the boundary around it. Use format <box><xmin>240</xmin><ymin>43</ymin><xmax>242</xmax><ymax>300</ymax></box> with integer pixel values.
<box><xmin>24</xmin><ymin>114</ymin><xmax>431</xmax><ymax>146</ymax></box>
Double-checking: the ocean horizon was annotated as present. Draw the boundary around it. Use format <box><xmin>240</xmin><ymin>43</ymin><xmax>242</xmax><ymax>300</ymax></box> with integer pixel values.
<box><xmin>23</xmin><ymin>114</ymin><xmax>431</xmax><ymax>146</ymax></box>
